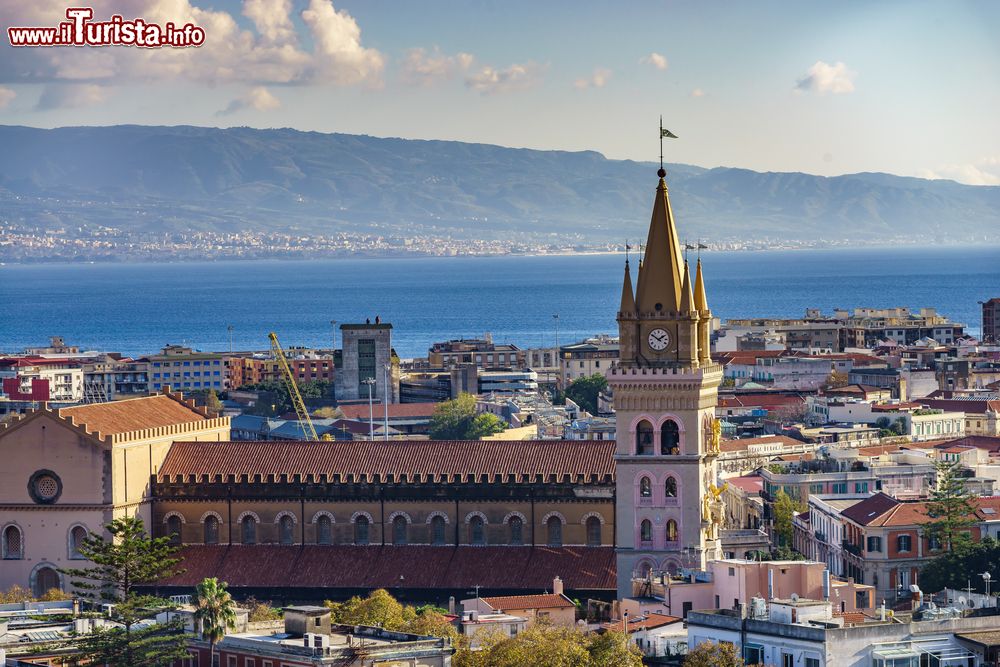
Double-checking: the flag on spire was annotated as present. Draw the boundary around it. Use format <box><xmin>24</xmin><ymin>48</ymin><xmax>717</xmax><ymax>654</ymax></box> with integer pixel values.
<box><xmin>661</xmin><ymin>128</ymin><xmax>678</xmax><ymax>139</ymax></box>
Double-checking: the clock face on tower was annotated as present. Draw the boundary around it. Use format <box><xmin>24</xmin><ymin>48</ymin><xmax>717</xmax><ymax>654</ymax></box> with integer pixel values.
<box><xmin>647</xmin><ymin>328</ymin><xmax>670</xmax><ymax>351</ymax></box>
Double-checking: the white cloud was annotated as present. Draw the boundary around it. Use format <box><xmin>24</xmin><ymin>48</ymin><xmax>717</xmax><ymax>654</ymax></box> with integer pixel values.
<box><xmin>690</xmin><ymin>88</ymin><xmax>706</xmax><ymax>98</ymax></box>
<box><xmin>465</xmin><ymin>62</ymin><xmax>544</xmax><ymax>95</ymax></box>
<box><xmin>640</xmin><ymin>52</ymin><xmax>668</xmax><ymax>70</ymax></box>
<box><xmin>0</xmin><ymin>0</ymin><xmax>383</xmax><ymax>87</ymax></box>
<box><xmin>795</xmin><ymin>61</ymin><xmax>856</xmax><ymax>94</ymax></box>
<box><xmin>0</xmin><ymin>87</ymin><xmax>16</xmax><ymax>109</ymax></box>
<box><xmin>918</xmin><ymin>157</ymin><xmax>1000</xmax><ymax>186</ymax></box>
<box><xmin>35</xmin><ymin>83</ymin><xmax>106</xmax><ymax>110</ymax></box>
<box><xmin>399</xmin><ymin>47</ymin><xmax>474</xmax><ymax>86</ymax></box>
<box><xmin>243</xmin><ymin>0</ymin><xmax>296</xmax><ymax>44</ymax></box>
<box><xmin>217</xmin><ymin>86</ymin><xmax>281</xmax><ymax>116</ymax></box>
<box><xmin>573</xmin><ymin>68</ymin><xmax>611</xmax><ymax>90</ymax></box>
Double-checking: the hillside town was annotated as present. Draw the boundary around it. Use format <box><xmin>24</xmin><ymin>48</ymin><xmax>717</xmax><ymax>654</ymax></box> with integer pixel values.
<box><xmin>2</xmin><ymin>169</ymin><xmax>1000</xmax><ymax>667</ymax></box>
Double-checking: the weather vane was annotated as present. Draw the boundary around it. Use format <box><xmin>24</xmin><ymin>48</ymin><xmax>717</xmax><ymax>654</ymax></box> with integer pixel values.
<box><xmin>659</xmin><ymin>116</ymin><xmax>677</xmax><ymax>176</ymax></box>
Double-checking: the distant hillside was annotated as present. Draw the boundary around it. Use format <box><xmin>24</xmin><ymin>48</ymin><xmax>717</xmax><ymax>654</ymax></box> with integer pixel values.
<box><xmin>1</xmin><ymin>124</ymin><xmax>997</xmax><ymax>241</ymax></box>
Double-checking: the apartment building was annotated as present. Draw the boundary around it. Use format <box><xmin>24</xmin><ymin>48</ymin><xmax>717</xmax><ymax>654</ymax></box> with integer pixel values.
<box><xmin>0</xmin><ymin>357</ymin><xmax>84</xmax><ymax>403</ymax></box>
<box><xmin>428</xmin><ymin>337</ymin><xmax>526</xmax><ymax>369</ymax></box>
<box><xmin>559</xmin><ymin>336</ymin><xmax>619</xmax><ymax>385</ymax></box>
<box><xmin>147</xmin><ymin>344</ymin><xmax>231</xmax><ymax>393</ymax></box>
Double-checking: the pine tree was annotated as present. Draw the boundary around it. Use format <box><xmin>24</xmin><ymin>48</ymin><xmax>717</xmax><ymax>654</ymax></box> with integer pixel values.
<box><xmin>194</xmin><ymin>578</ymin><xmax>238</xmax><ymax>667</ymax></box>
<box><xmin>924</xmin><ymin>459</ymin><xmax>977</xmax><ymax>553</ymax></box>
<box><xmin>60</xmin><ymin>516</ymin><xmax>188</xmax><ymax>667</ymax></box>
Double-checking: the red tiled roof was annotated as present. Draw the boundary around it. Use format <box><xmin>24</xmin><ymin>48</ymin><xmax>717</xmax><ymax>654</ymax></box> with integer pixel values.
<box><xmin>480</xmin><ymin>593</ymin><xmax>575</xmax><ymax>611</ymax></box>
<box><xmin>602</xmin><ymin>612</ymin><xmax>682</xmax><ymax>633</ymax></box>
<box><xmin>338</xmin><ymin>402</ymin><xmax>439</xmax><ymax>420</ymax></box>
<box><xmin>59</xmin><ymin>394</ymin><xmax>210</xmax><ymax>436</ymax></box>
<box><xmin>160</xmin><ymin>545</ymin><xmax>616</xmax><ymax>591</ymax></box>
<box><xmin>159</xmin><ymin>439</ymin><xmax>616</xmax><ymax>480</ymax></box>
<box><xmin>935</xmin><ymin>436</ymin><xmax>1000</xmax><ymax>454</ymax></box>
<box><xmin>920</xmin><ymin>399</ymin><xmax>1000</xmax><ymax>414</ymax></box>
<box><xmin>840</xmin><ymin>493</ymin><xmax>900</xmax><ymax>526</ymax></box>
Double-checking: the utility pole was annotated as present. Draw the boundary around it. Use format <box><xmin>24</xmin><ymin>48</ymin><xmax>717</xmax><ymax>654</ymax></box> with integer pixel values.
<box><xmin>363</xmin><ymin>377</ymin><xmax>375</xmax><ymax>440</ymax></box>
<box><xmin>331</xmin><ymin>320</ymin><xmax>337</xmax><ymax>351</ymax></box>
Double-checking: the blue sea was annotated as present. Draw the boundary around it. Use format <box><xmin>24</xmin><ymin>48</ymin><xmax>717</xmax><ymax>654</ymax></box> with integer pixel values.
<box><xmin>1</xmin><ymin>246</ymin><xmax>998</xmax><ymax>359</ymax></box>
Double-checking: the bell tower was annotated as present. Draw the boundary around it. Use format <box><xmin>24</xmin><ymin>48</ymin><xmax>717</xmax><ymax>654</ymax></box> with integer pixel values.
<box><xmin>611</xmin><ymin>163</ymin><xmax>724</xmax><ymax>597</ymax></box>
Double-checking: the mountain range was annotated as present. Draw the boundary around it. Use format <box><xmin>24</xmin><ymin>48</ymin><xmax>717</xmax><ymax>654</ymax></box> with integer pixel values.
<box><xmin>1</xmin><ymin>124</ymin><xmax>997</xmax><ymax>242</ymax></box>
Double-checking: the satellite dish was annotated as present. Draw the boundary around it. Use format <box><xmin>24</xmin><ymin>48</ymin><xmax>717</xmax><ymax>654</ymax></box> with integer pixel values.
<box><xmin>958</xmin><ymin>596</ymin><xmax>967</xmax><ymax>606</ymax></box>
<box><xmin>790</xmin><ymin>593</ymin><xmax>800</xmax><ymax>602</ymax></box>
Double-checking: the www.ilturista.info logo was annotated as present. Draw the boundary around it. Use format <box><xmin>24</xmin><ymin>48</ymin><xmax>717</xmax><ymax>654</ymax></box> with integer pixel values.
<box><xmin>7</xmin><ymin>7</ymin><xmax>205</xmax><ymax>48</ymax></box>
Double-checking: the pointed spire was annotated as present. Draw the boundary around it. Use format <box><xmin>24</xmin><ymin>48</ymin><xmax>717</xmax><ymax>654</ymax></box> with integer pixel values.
<box><xmin>680</xmin><ymin>260</ymin><xmax>695</xmax><ymax>312</ymax></box>
<box><xmin>694</xmin><ymin>257</ymin><xmax>709</xmax><ymax>312</ymax></box>
<box><xmin>635</xmin><ymin>174</ymin><xmax>685</xmax><ymax>313</ymax></box>
<box><xmin>619</xmin><ymin>260</ymin><xmax>636</xmax><ymax>314</ymax></box>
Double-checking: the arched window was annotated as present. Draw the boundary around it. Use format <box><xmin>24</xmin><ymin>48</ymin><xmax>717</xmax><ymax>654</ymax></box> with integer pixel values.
<box><xmin>469</xmin><ymin>516</ymin><xmax>485</xmax><ymax>546</ymax></box>
<box><xmin>661</xmin><ymin>420</ymin><xmax>680</xmax><ymax>455</ymax></box>
<box><xmin>639</xmin><ymin>476</ymin><xmax>652</xmax><ymax>497</ymax></box>
<box><xmin>546</xmin><ymin>516</ymin><xmax>562</xmax><ymax>547</ymax></box>
<box><xmin>279</xmin><ymin>515</ymin><xmax>295</xmax><ymax>545</ymax></box>
<box><xmin>33</xmin><ymin>567</ymin><xmax>60</xmax><ymax>598</ymax></box>
<box><xmin>166</xmin><ymin>515</ymin><xmax>182</xmax><ymax>546</ymax></box>
<box><xmin>354</xmin><ymin>516</ymin><xmax>370</xmax><ymax>545</ymax></box>
<box><xmin>636</xmin><ymin>420</ymin><xmax>654</xmax><ymax>455</ymax></box>
<box><xmin>70</xmin><ymin>526</ymin><xmax>88</xmax><ymax>559</ymax></box>
<box><xmin>431</xmin><ymin>516</ymin><xmax>446</xmax><ymax>546</ymax></box>
<box><xmin>665</xmin><ymin>476</ymin><xmax>677</xmax><ymax>498</ymax></box>
<box><xmin>392</xmin><ymin>516</ymin><xmax>408</xmax><ymax>545</ymax></box>
<box><xmin>241</xmin><ymin>515</ymin><xmax>257</xmax><ymax>545</ymax></box>
<box><xmin>666</xmin><ymin>519</ymin><xmax>678</xmax><ymax>543</ymax></box>
<box><xmin>586</xmin><ymin>516</ymin><xmax>602</xmax><ymax>547</ymax></box>
<box><xmin>509</xmin><ymin>517</ymin><xmax>524</xmax><ymax>546</ymax></box>
<box><xmin>3</xmin><ymin>525</ymin><xmax>23</xmax><ymax>560</ymax></box>
<box><xmin>640</xmin><ymin>520</ymin><xmax>652</xmax><ymax>542</ymax></box>
<box><xmin>204</xmin><ymin>516</ymin><xmax>219</xmax><ymax>545</ymax></box>
<box><xmin>316</xmin><ymin>515</ymin><xmax>332</xmax><ymax>545</ymax></box>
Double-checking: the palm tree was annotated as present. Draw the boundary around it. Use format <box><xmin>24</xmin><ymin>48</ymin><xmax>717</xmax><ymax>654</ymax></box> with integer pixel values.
<box><xmin>193</xmin><ymin>577</ymin><xmax>238</xmax><ymax>667</ymax></box>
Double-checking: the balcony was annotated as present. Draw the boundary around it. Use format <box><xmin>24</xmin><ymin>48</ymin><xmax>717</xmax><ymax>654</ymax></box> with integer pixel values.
<box><xmin>842</xmin><ymin>540</ymin><xmax>862</xmax><ymax>557</ymax></box>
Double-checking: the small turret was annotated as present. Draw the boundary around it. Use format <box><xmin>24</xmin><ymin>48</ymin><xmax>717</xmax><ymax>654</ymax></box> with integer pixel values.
<box><xmin>619</xmin><ymin>260</ymin><xmax>636</xmax><ymax>314</ymax></box>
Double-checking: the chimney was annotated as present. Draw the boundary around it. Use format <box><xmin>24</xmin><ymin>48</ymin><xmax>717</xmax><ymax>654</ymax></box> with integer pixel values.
<box><xmin>553</xmin><ymin>576</ymin><xmax>564</xmax><ymax>596</ymax></box>
<box><xmin>768</xmin><ymin>568</ymin><xmax>774</xmax><ymax>600</ymax></box>
<box><xmin>822</xmin><ymin>569</ymin><xmax>830</xmax><ymax>601</ymax></box>
<box><xmin>448</xmin><ymin>596</ymin><xmax>455</xmax><ymax>614</ymax></box>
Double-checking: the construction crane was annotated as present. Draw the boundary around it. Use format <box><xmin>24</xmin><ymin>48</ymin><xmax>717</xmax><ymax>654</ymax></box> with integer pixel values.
<box><xmin>268</xmin><ymin>331</ymin><xmax>320</xmax><ymax>441</ymax></box>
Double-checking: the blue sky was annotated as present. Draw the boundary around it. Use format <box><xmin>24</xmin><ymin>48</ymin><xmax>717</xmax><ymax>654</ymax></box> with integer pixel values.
<box><xmin>1</xmin><ymin>0</ymin><xmax>998</xmax><ymax>183</ymax></box>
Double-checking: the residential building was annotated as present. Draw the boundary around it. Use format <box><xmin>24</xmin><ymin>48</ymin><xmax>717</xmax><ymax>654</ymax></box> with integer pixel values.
<box><xmin>838</xmin><ymin>492</ymin><xmax>1000</xmax><ymax>600</ymax></box>
<box><xmin>982</xmin><ymin>297</ymin><xmax>1000</xmax><ymax>344</ymax></box>
<box><xmin>147</xmin><ymin>345</ymin><xmax>231</xmax><ymax>393</ymax></box>
<box><xmin>0</xmin><ymin>391</ymin><xmax>230</xmax><ymax>594</ymax></box>
<box><xmin>0</xmin><ymin>357</ymin><xmax>84</xmax><ymax>403</ymax></box>
<box><xmin>462</xmin><ymin>578</ymin><xmax>576</xmax><ymax>628</ymax></box>
<box><xmin>795</xmin><ymin>494</ymin><xmax>870</xmax><ymax>577</ymax></box>
<box><xmin>428</xmin><ymin>337</ymin><xmax>525</xmax><ymax>370</ymax></box>
<box><xmin>459</xmin><ymin>610</ymin><xmax>527</xmax><ymax>649</ymax></box>
<box><xmin>335</xmin><ymin>319</ymin><xmax>398</xmax><ymax>403</ymax></box>
<box><xmin>178</xmin><ymin>605</ymin><xmax>453</xmax><ymax>667</ymax></box>
<box><xmin>601</xmin><ymin>612</ymin><xmax>686</xmax><ymax>660</ymax></box>
<box><xmin>560</xmin><ymin>336</ymin><xmax>619</xmax><ymax>385</ymax></box>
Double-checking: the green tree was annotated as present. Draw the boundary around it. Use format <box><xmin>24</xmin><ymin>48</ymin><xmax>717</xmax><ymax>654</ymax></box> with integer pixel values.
<box><xmin>193</xmin><ymin>578</ymin><xmax>238</xmax><ymax>667</ymax></box>
<box><xmin>587</xmin><ymin>630</ymin><xmax>644</xmax><ymax>666</ymax></box>
<box><xmin>461</xmin><ymin>623</ymin><xmax>640</xmax><ymax>667</ymax></box>
<box><xmin>823</xmin><ymin>370</ymin><xmax>849</xmax><ymax>390</ymax></box>
<box><xmin>326</xmin><ymin>589</ymin><xmax>417</xmax><ymax>628</ymax></box>
<box><xmin>59</xmin><ymin>516</ymin><xmax>187</xmax><ymax>667</ymax></box>
<box><xmin>564</xmin><ymin>374</ymin><xmax>608</xmax><ymax>415</ymax></box>
<box><xmin>920</xmin><ymin>537</ymin><xmax>1000</xmax><ymax>594</ymax></box>
<box><xmin>924</xmin><ymin>459</ymin><xmax>977</xmax><ymax>553</ymax></box>
<box><xmin>684</xmin><ymin>640</ymin><xmax>744</xmax><ymax>667</ymax></box>
<box><xmin>772</xmin><ymin>488</ymin><xmax>800</xmax><ymax>549</ymax></box>
<box><xmin>429</xmin><ymin>393</ymin><xmax>506</xmax><ymax>440</ymax></box>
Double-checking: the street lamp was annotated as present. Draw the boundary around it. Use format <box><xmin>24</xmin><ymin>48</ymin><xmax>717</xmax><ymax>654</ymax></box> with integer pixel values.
<box><xmin>330</xmin><ymin>320</ymin><xmax>338</xmax><ymax>351</ymax></box>
<box><xmin>362</xmin><ymin>378</ymin><xmax>376</xmax><ymax>440</ymax></box>
<box><xmin>383</xmin><ymin>364</ymin><xmax>390</xmax><ymax>441</ymax></box>
<box><xmin>982</xmin><ymin>571</ymin><xmax>992</xmax><ymax>598</ymax></box>
<box><xmin>553</xmin><ymin>314</ymin><xmax>560</xmax><ymax>350</ymax></box>
<box><xmin>227</xmin><ymin>325</ymin><xmax>234</xmax><ymax>354</ymax></box>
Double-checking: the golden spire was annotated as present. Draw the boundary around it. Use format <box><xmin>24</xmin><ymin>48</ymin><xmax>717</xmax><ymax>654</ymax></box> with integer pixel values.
<box><xmin>635</xmin><ymin>173</ymin><xmax>685</xmax><ymax>313</ymax></box>
<box><xmin>619</xmin><ymin>259</ymin><xmax>636</xmax><ymax>314</ymax></box>
<box><xmin>694</xmin><ymin>257</ymin><xmax>708</xmax><ymax>312</ymax></box>
<box><xmin>680</xmin><ymin>260</ymin><xmax>695</xmax><ymax>312</ymax></box>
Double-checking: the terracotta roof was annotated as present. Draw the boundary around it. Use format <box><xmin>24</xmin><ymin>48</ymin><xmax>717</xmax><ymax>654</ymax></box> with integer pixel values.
<box><xmin>159</xmin><ymin>439</ymin><xmax>616</xmax><ymax>480</ymax></box>
<box><xmin>58</xmin><ymin>394</ymin><xmax>210</xmax><ymax>436</ymax></box>
<box><xmin>727</xmin><ymin>476</ymin><xmax>764</xmax><ymax>493</ymax></box>
<box><xmin>338</xmin><ymin>402</ymin><xmax>438</xmax><ymax>420</ymax></box>
<box><xmin>833</xmin><ymin>611</ymin><xmax>872</xmax><ymax>625</ymax></box>
<box><xmin>602</xmin><ymin>612</ymin><xmax>682</xmax><ymax>633</ymax></box>
<box><xmin>920</xmin><ymin>398</ymin><xmax>1000</xmax><ymax>414</ymax></box>
<box><xmin>840</xmin><ymin>493</ymin><xmax>901</xmax><ymax>526</ymax></box>
<box><xmin>936</xmin><ymin>436</ymin><xmax>1000</xmax><ymax>454</ymax></box>
<box><xmin>159</xmin><ymin>545</ymin><xmax>616</xmax><ymax>591</ymax></box>
<box><xmin>856</xmin><ymin>444</ymin><xmax>902</xmax><ymax>457</ymax></box>
<box><xmin>480</xmin><ymin>593</ymin><xmax>575</xmax><ymax>611</ymax></box>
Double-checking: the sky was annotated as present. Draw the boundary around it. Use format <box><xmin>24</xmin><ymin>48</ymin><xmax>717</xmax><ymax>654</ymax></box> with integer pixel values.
<box><xmin>1</xmin><ymin>0</ymin><xmax>999</xmax><ymax>184</ymax></box>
